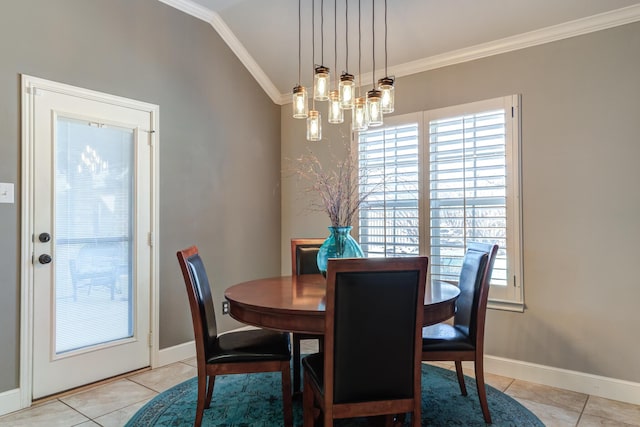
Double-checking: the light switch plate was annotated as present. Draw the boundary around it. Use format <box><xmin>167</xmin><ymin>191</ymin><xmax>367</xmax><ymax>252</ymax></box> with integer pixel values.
<box><xmin>0</xmin><ymin>183</ymin><xmax>15</xmax><ymax>204</ymax></box>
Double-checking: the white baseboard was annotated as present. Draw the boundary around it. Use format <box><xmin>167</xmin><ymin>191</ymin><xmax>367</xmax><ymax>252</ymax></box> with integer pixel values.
<box><xmin>4</xmin><ymin>331</ymin><xmax>256</xmax><ymax>417</ymax></box>
<box><xmin>155</xmin><ymin>340</ymin><xmax>196</xmax><ymax>367</ymax></box>
<box><xmin>485</xmin><ymin>355</ymin><xmax>640</xmax><ymax>405</ymax></box>
<box><xmin>153</xmin><ymin>326</ymin><xmax>262</xmax><ymax>368</ymax></box>
<box><xmin>0</xmin><ymin>388</ymin><xmax>21</xmax><ymax>417</ymax></box>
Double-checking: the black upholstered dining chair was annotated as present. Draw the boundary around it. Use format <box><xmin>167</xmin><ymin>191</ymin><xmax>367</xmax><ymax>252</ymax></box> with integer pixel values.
<box><xmin>302</xmin><ymin>257</ymin><xmax>428</xmax><ymax>427</ymax></box>
<box><xmin>421</xmin><ymin>242</ymin><xmax>499</xmax><ymax>424</ymax></box>
<box><xmin>177</xmin><ymin>246</ymin><xmax>293</xmax><ymax>427</ymax></box>
<box><xmin>290</xmin><ymin>238</ymin><xmax>325</xmax><ymax>392</ymax></box>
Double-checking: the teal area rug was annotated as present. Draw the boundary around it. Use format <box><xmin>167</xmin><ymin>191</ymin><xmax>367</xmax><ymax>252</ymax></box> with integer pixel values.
<box><xmin>126</xmin><ymin>363</ymin><xmax>543</xmax><ymax>426</ymax></box>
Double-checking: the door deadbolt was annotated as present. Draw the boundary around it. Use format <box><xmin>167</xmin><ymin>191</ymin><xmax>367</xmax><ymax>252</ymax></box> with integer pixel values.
<box><xmin>38</xmin><ymin>232</ymin><xmax>51</xmax><ymax>243</ymax></box>
<box><xmin>38</xmin><ymin>254</ymin><xmax>52</xmax><ymax>264</ymax></box>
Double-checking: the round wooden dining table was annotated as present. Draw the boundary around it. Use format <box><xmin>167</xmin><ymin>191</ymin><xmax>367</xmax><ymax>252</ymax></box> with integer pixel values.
<box><xmin>224</xmin><ymin>274</ymin><xmax>460</xmax><ymax>334</ymax></box>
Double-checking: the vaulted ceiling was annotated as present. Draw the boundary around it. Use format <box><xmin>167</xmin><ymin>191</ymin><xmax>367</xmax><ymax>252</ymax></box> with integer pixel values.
<box><xmin>160</xmin><ymin>0</ymin><xmax>640</xmax><ymax>104</ymax></box>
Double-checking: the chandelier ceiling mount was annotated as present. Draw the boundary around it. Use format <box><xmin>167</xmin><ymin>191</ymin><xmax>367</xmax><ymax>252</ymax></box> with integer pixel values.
<box><xmin>292</xmin><ymin>0</ymin><xmax>396</xmax><ymax>141</ymax></box>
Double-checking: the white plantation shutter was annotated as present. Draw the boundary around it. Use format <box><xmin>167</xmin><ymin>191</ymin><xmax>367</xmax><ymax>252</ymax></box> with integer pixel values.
<box><xmin>358</xmin><ymin>118</ymin><xmax>420</xmax><ymax>257</ymax></box>
<box><xmin>428</xmin><ymin>109</ymin><xmax>508</xmax><ymax>284</ymax></box>
<box><xmin>425</xmin><ymin>95</ymin><xmax>522</xmax><ymax>309</ymax></box>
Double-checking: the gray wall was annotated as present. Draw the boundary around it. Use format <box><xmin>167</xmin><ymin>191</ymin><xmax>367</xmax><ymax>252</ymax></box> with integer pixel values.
<box><xmin>282</xmin><ymin>22</ymin><xmax>640</xmax><ymax>382</ymax></box>
<box><xmin>0</xmin><ymin>0</ymin><xmax>281</xmax><ymax>393</ymax></box>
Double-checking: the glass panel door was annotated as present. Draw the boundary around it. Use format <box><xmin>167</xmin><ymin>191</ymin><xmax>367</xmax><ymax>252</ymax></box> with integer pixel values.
<box><xmin>55</xmin><ymin>118</ymin><xmax>134</xmax><ymax>354</ymax></box>
<box><xmin>27</xmin><ymin>76</ymin><xmax>155</xmax><ymax>399</ymax></box>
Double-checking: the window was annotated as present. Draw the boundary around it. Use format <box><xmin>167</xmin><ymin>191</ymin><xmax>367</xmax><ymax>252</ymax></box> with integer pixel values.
<box><xmin>358</xmin><ymin>96</ymin><xmax>523</xmax><ymax>311</ymax></box>
<box><xmin>358</xmin><ymin>116</ymin><xmax>421</xmax><ymax>258</ymax></box>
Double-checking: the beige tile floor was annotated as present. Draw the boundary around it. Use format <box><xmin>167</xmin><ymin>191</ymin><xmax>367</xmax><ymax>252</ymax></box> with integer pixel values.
<box><xmin>1</xmin><ymin>341</ymin><xmax>638</xmax><ymax>427</ymax></box>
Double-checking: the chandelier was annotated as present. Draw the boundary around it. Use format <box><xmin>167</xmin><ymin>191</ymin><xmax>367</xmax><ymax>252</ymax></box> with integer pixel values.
<box><xmin>292</xmin><ymin>0</ymin><xmax>395</xmax><ymax>141</ymax></box>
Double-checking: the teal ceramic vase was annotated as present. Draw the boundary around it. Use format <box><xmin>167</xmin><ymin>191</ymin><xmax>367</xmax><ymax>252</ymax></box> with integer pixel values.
<box><xmin>316</xmin><ymin>226</ymin><xmax>364</xmax><ymax>274</ymax></box>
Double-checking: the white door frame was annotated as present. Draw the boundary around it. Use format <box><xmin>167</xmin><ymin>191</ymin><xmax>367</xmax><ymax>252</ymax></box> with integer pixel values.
<box><xmin>19</xmin><ymin>75</ymin><xmax>160</xmax><ymax>407</ymax></box>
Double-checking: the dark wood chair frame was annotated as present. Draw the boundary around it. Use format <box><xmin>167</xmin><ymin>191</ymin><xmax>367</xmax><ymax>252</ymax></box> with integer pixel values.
<box><xmin>303</xmin><ymin>257</ymin><xmax>428</xmax><ymax>427</ymax></box>
<box><xmin>290</xmin><ymin>238</ymin><xmax>326</xmax><ymax>392</ymax></box>
<box><xmin>421</xmin><ymin>242</ymin><xmax>499</xmax><ymax>424</ymax></box>
<box><xmin>177</xmin><ymin>246</ymin><xmax>293</xmax><ymax>427</ymax></box>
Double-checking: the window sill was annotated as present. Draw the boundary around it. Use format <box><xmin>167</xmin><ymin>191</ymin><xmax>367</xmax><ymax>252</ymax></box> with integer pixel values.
<box><xmin>488</xmin><ymin>299</ymin><xmax>524</xmax><ymax>313</ymax></box>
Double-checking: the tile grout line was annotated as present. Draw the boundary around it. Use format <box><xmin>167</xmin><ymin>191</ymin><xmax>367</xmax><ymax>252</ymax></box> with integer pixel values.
<box><xmin>574</xmin><ymin>394</ymin><xmax>590</xmax><ymax>426</ymax></box>
<box><xmin>59</xmin><ymin>376</ymin><xmax>162</xmax><ymax>425</ymax></box>
<box><xmin>31</xmin><ymin>366</ymin><xmax>152</xmax><ymax>405</ymax></box>
<box><xmin>57</xmin><ymin>398</ymin><xmax>93</xmax><ymax>425</ymax></box>
<box><xmin>502</xmin><ymin>377</ymin><xmax>516</xmax><ymax>393</ymax></box>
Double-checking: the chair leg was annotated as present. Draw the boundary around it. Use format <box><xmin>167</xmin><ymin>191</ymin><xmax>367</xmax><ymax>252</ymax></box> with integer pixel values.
<box><xmin>293</xmin><ymin>334</ymin><xmax>302</xmax><ymax>392</ymax></box>
<box><xmin>281</xmin><ymin>361</ymin><xmax>293</xmax><ymax>427</ymax></box>
<box><xmin>323</xmin><ymin>406</ymin><xmax>333</xmax><ymax>427</ymax></box>
<box><xmin>303</xmin><ymin>375</ymin><xmax>315</xmax><ymax>427</ymax></box>
<box><xmin>474</xmin><ymin>357</ymin><xmax>492</xmax><ymax>424</ymax></box>
<box><xmin>454</xmin><ymin>361</ymin><xmax>468</xmax><ymax>396</ymax></box>
<box><xmin>413</xmin><ymin>397</ymin><xmax>421</xmax><ymax>427</ymax></box>
<box><xmin>195</xmin><ymin>374</ymin><xmax>207</xmax><ymax>427</ymax></box>
<box><xmin>205</xmin><ymin>375</ymin><xmax>215</xmax><ymax>408</ymax></box>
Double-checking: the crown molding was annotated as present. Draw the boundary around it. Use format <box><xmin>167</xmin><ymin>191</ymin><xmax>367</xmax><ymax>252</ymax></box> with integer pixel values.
<box><xmin>157</xmin><ymin>0</ymin><xmax>216</xmax><ymax>22</ymax></box>
<box><xmin>160</xmin><ymin>1</ymin><xmax>640</xmax><ymax>106</ymax></box>
<box><xmin>207</xmin><ymin>12</ymin><xmax>282</xmax><ymax>103</ymax></box>
<box><xmin>389</xmin><ymin>3</ymin><xmax>640</xmax><ymax>83</ymax></box>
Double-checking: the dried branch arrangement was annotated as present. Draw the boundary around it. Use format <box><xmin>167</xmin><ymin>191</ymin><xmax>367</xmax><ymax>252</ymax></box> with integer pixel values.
<box><xmin>290</xmin><ymin>149</ymin><xmax>374</xmax><ymax>228</ymax></box>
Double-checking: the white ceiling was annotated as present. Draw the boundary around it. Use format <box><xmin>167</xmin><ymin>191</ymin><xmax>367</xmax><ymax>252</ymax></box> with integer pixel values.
<box><xmin>163</xmin><ymin>0</ymin><xmax>640</xmax><ymax>103</ymax></box>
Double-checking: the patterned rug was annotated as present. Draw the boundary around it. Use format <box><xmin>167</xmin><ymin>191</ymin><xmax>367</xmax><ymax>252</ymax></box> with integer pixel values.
<box><xmin>126</xmin><ymin>363</ymin><xmax>544</xmax><ymax>426</ymax></box>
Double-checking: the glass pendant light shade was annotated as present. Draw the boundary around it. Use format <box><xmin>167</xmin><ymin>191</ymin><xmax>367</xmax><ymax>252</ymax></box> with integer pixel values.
<box><xmin>378</xmin><ymin>77</ymin><xmax>395</xmax><ymax>113</ymax></box>
<box><xmin>328</xmin><ymin>90</ymin><xmax>344</xmax><ymax>124</ymax></box>
<box><xmin>307</xmin><ymin>110</ymin><xmax>322</xmax><ymax>141</ymax></box>
<box><xmin>366</xmin><ymin>89</ymin><xmax>383</xmax><ymax>127</ymax></box>
<box><xmin>352</xmin><ymin>97</ymin><xmax>368</xmax><ymax>132</ymax></box>
<box><xmin>313</xmin><ymin>66</ymin><xmax>330</xmax><ymax>101</ymax></box>
<box><xmin>339</xmin><ymin>73</ymin><xmax>355</xmax><ymax>109</ymax></box>
<box><xmin>292</xmin><ymin>85</ymin><xmax>308</xmax><ymax>119</ymax></box>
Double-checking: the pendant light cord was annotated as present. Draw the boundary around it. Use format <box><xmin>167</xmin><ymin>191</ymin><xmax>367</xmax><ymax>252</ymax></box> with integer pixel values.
<box><xmin>371</xmin><ymin>0</ymin><xmax>375</xmax><ymax>88</ymax></box>
<box><xmin>384</xmin><ymin>0</ymin><xmax>388</xmax><ymax>78</ymax></box>
<box><xmin>320</xmin><ymin>0</ymin><xmax>324</xmax><ymax>66</ymax></box>
<box><xmin>334</xmin><ymin>0</ymin><xmax>337</xmax><ymax>89</ymax></box>
<box><xmin>312</xmin><ymin>0</ymin><xmax>316</xmax><ymax>109</ymax></box>
<box><xmin>345</xmin><ymin>0</ymin><xmax>349</xmax><ymax>73</ymax></box>
<box><xmin>298</xmin><ymin>0</ymin><xmax>301</xmax><ymax>85</ymax></box>
<box><xmin>358</xmin><ymin>0</ymin><xmax>361</xmax><ymax>97</ymax></box>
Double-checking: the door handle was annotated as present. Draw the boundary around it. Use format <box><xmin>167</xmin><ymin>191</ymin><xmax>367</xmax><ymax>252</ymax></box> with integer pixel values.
<box><xmin>38</xmin><ymin>254</ymin><xmax>52</xmax><ymax>264</ymax></box>
<box><xmin>39</xmin><ymin>232</ymin><xmax>51</xmax><ymax>243</ymax></box>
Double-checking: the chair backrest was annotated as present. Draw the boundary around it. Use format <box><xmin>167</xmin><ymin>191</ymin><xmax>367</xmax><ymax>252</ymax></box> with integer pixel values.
<box><xmin>177</xmin><ymin>246</ymin><xmax>219</xmax><ymax>364</ymax></box>
<box><xmin>453</xmin><ymin>242</ymin><xmax>499</xmax><ymax>343</ymax></box>
<box><xmin>324</xmin><ymin>257</ymin><xmax>428</xmax><ymax>404</ymax></box>
<box><xmin>290</xmin><ymin>238</ymin><xmax>324</xmax><ymax>276</ymax></box>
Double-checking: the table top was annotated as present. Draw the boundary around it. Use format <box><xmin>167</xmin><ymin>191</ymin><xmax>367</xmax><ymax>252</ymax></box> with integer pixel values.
<box><xmin>224</xmin><ymin>274</ymin><xmax>460</xmax><ymax>334</ymax></box>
